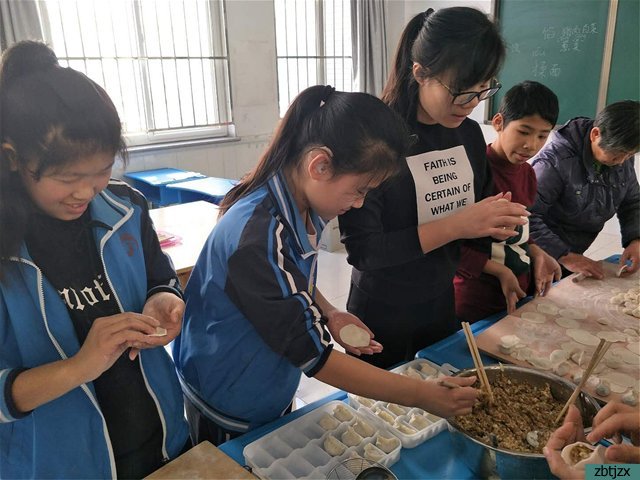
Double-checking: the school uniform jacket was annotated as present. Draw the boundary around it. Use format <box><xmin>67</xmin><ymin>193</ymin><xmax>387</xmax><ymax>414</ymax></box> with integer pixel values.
<box><xmin>173</xmin><ymin>173</ymin><xmax>333</xmax><ymax>432</ymax></box>
<box><xmin>0</xmin><ymin>182</ymin><xmax>189</xmax><ymax>479</ymax></box>
<box><xmin>530</xmin><ymin>118</ymin><xmax>640</xmax><ymax>259</ymax></box>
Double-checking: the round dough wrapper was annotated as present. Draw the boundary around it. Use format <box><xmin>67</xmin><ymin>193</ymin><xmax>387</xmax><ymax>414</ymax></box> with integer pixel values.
<box><xmin>566</xmin><ymin>329</ymin><xmax>600</xmax><ymax>346</ymax></box>
<box><xmin>596</xmin><ymin>331</ymin><xmax>628</xmax><ymax>343</ymax></box>
<box><xmin>555</xmin><ymin>317</ymin><xmax>580</xmax><ymax>329</ymax></box>
<box><xmin>601</xmin><ymin>371</ymin><xmax>635</xmax><ymax>388</ymax></box>
<box><xmin>559</xmin><ymin>308</ymin><xmax>588</xmax><ymax>320</ymax></box>
<box><xmin>521</xmin><ymin>311</ymin><xmax>547</xmax><ymax>323</ymax></box>
<box><xmin>610</xmin><ymin>347</ymin><xmax>640</xmax><ymax>366</ymax></box>
<box><xmin>627</xmin><ymin>342</ymin><xmax>640</xmax><ymax>356</ymax></box>
<box><xmin>537</xmin><ymin>302</ymin><xmax>559</xmax><ymax>315</ymax></box>
<box><xmin>339</xmin><ymin>324</ymin><xmax>371</xmax><ymax>348</ymax></box>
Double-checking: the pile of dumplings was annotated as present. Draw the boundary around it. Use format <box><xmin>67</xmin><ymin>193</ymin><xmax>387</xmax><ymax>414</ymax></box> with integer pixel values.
<box><xmin>610</xmin><ymin>287</ymin><xmax>640</xmax><ymax>318</ymax></box>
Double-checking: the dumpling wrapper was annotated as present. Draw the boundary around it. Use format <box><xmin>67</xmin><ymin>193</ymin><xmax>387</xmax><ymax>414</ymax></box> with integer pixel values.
<box><xmin>353</xmin><ymin>419</ymin><xmax>375</xmax><ymax>437</ymax></box>
<box><xmin>339</xmin><ymin>324</ymin><xmax>370</xmax><ymax>347</ymax></box>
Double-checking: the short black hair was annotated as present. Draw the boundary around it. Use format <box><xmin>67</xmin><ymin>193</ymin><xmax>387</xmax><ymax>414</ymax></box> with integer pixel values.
<box><xmin>594</xmin><ymin>100</ymin><xmax>640</xmax><ymax>153</ymax></box>
<box><xmin>498</xmin><ymin>81</ymin><xmax>559</xmax><ymax>127</ymax></box>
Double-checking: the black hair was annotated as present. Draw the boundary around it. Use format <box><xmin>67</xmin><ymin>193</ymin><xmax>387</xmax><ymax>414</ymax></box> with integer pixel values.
<box><xmin>381</xmin><ymin>7</ymin><xmax>505</xmax><ymax>125</ymax></box>
<box><xmin>594</xmin><ymin>100</ymin><xmax>640</xmax><ymax>153</ymax></box>
<box><xmin>0</xmin><ymin>41</ymin><xmax>127</xmax><ymax>278</ymax></box>
<box><xmin>498</xmin><ymin>81</ymin><xmax>559</xmax><ymax>127</ymax></box>
<box><xmin>219</xmin><ymin>85</ymin><xmax>411</xmax><ymax>216</ymax></box>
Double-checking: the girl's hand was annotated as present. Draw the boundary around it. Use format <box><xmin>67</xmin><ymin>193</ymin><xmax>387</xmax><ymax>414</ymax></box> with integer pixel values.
<box><xmin>543</xmin><ymin>405</ymin><xmax>585</xmax><ymax>480</ymax></box>
<box><xmin>497</xmin><ymin>268</ymin><xmax>526</xmax><ymax>314</ymax></box>
<box><xmin>325</xmin><ymin>310</ymin><xmax>383</xmax><ymax>356</ymax></box>
<box><xmin>127</xmin><ymin>292</ymin><xmax>185</xmax><ymax>359</ymax></box>
<box><xmin>530</xmin><ymin>245</ymin><xmax>562</xmax><ymax>296</ymax></box>
<box><xmin>419</xmin><ymin>375</ymin><xmax>479</xmax><ymax>417</ymax></box>
<box><xmin>558</xmin><ymin>253</ymin><xmax>604</xmax><ymax>279</ymax></box>
<box><xmin>587</xmin><ymin>402</ymin><xmax>640</xmax><ymax>463</ymax></box>
<box><xmin>452</xmin><ymin>193</ymin><xmax>530</xmax><ymax>241</ymax></box>
<box><xmin>620</xmin><ymin>239</ymin><xmax>640</xmax><ymax>274</ymax></box>
<box><xmin>73</xmin><ymin>313</ymin><xmax>165</xmax><ymax>382</ymax></box>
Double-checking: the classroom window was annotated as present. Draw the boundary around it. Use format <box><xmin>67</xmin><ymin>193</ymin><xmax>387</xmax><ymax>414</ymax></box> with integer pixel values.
<box><xmin>274</xmin><ymin>0</ymin><xmax>355</xmax><ymax>116</ymax></box>
<box><xmin>30</xmin><ymin>0</ymin><xmax>232</xmax><ymax>146</ymax></box>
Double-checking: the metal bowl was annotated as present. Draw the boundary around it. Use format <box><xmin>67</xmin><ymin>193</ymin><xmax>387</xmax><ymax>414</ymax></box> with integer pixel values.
<box><xmin>447</xmin><ymin>365</ymin><xmax>601</xmax><ymax>480</ymax></box>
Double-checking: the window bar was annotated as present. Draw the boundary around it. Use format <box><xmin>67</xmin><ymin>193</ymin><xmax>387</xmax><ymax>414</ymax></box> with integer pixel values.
<box><xmin>206</xmin><ymin>0</ymin><xmax>221</xmax><ymax>125</ymax></box>
<box><xmin>88</xmin><ymin>0</ymin><xmax>118</xmax><ymax>114</ymax></box>
<box><xmin>152</xmin><ymin>1</ymin><xmax>171</xmax><ymax>129</ymax></box>
<box><xmin>342</xmin><ymin>0</ymin><xmax>346</xmax><ymax>91</ymax></box>
<box><xmin>166</xmin><ymin>1</ymin><xmax>185</xmax><ymax>128</ymax></box>
<box><xmin>104</xmin><ymin>1</ymin><xmax>129</xmax><ymax>122</ymax></box>
<box><xmin>180</xmin><ymin>0</ymin><xmax>199</xmax><ymax>128</ymax></box>
<box><xmin>194</xmin><ymin>0</ymin><xmax>210</xmax><ymax>125</ymax></box>
<box><xmin>132</xmin><ymin>0</ymin><xmax>157</xmax><ymax>132</ymax></box>
<box><xmin>72</xmin><ymin>0</ymin><xmax>90</xmax><ymax>80</ymax></box>
<box><xmin>53</xmin><ymin>0</ymin><xmax>69</xmax><ymax>59</ymax></box>
<box><xmin>316</xmin><ymin>0</ymin><xmax>324</xmax><ymax>87</ymax></box>
<box><xmin>304</xmin><ymin>0</ymin><xmax>310</xmax><ymax>94</ymax></box>
<box><xmin>283</xmin><ymin>0</ymin><xmax>291</xmax><ymax>107</ymax></box>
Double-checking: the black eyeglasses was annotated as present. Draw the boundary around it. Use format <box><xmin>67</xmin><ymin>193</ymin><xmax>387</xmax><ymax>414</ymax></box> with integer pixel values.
<box><xmin>434</xmin><ymin>78</ymin><xmax>502</xmax><ymax>106</ymax></box>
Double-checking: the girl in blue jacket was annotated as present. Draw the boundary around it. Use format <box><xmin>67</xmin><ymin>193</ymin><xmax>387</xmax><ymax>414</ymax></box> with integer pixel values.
<box><xmin>173</xmin><ymin>85</ymin><xmax>479</xmax><ymax>446</ymax></box>
<box><xmin>0</xmin><ymin>41</ymin><xmax>189</xmax><ymax>479</ymax></box>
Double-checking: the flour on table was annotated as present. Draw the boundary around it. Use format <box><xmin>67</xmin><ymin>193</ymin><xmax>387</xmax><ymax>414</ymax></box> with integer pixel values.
<box><xmin>521</xmin><ymin>311</ymin><xmax>547</xmax><ymax>323</ymax></box>
<box><xmin>559</xmin><ymin>308</ymin><xmax>588</xmax><ymax>320</ymax></box>
<box><xmin>537</xmin><ymin>302</ymin><xmax>559</xmax><ymax>315</ymax></box>
<box><xmin>555</xmin><ymin>317</ymin><xmax>580</xmax><ymax>329</ymax></box>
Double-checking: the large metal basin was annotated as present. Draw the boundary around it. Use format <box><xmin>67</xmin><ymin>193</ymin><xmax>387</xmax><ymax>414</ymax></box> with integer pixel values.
<box><xmin>448</xmin><ymin>365</ymin><xmax>601</xmax><ymax>479</ymax></box>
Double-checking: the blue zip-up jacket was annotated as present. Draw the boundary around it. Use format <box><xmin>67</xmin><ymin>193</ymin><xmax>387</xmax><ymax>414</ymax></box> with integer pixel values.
<box><xmin>173</xmin><ymin>173</ymin><xmax>333</xmax><ymax>432</ymax></box>
<box><xmin>0</xmin><ymin>181</ymin><xmax>189</xmax><ymax>479</ymax></box>
<box><xmin>530</xmin><ymin>117</ymin><xmax>640</xmax><ymax>259</ymax></box>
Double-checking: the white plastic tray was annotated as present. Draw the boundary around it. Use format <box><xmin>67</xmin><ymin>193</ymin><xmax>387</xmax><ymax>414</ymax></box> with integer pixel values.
<box><xmin>348</xmin><ymin>358</ymin><xmax>454</xmax><ymax>448</ymax></box>
<box><xmin>243</xmin><ymin>401</ymin><xmax>402</xmax><ymax>479</ymax></box>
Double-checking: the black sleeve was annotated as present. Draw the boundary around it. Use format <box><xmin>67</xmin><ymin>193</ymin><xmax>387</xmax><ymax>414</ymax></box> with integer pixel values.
<box><xmin>339</xmin><ymin>178</ymin><xmax>425</xmax><ymax>271</ymax></box>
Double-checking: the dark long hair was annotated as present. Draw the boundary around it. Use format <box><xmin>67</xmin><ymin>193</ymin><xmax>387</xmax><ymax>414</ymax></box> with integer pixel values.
<box><xmin>381</xmin><ymin>7</ymin><xmax>505</xmax><ymax>125</ymax></box>
<box><xmin>219</xmin><ymin>85</ymin><xmax>411</xmax><ymax>216</ymax></box>
<box><xmin>0</xmin><ymin>41</ymin><xmax>126</xmax><ymax>279</ymax></box>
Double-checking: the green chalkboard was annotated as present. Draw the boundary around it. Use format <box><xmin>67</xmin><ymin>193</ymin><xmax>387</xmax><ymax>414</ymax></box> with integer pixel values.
<box><xmin>492</xmin><ymin>0</ymin><xmax>610</xmax><ymax>124</ymax></box>
<box><xmin>606</xmin><ymin>0</ymin><xmax>640</xmax><ymax>104</ymax></box>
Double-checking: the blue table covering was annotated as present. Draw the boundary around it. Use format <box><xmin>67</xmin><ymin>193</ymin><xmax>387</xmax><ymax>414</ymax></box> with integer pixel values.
<box><xmin>218</xmin><ymin>391</ymin><xmax>476</xmax><ymax>479</ymax></box>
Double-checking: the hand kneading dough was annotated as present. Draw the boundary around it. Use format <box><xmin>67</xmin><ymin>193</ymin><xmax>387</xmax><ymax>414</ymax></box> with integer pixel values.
<box><xmin>339</xmin><ymin>324</ymin><xmax>371</xmax><ymax>347</ymax></box>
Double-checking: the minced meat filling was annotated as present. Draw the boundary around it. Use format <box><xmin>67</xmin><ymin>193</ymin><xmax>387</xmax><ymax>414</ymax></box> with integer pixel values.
<box><xmin>454</xmin><ymin>372</ymin><xmax>565</xmax><ymax>453</ymax></box>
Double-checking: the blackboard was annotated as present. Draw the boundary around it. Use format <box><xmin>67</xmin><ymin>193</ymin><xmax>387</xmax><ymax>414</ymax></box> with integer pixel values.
<box><xmin>491</xmin><ymin>0</ymin><xmax>631</xmax><ymax>125</ymax></box>
<box><xmin>606</xmin><ymin>0</ymin><xmax>640</xmax><ymax>104</ymax></box>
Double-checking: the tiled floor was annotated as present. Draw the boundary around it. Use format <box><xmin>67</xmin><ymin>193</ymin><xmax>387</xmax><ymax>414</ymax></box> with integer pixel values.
<box><xmin>293</xmin><ymin>226</ymin><xmax>626</xmax><ymax>409</ymax></box>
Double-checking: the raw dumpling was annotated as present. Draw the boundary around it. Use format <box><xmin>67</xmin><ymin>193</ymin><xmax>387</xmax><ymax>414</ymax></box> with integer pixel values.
<box><xmin>319</xmin><ymin>413</ymin><xmax>340</xmax><ymax>430</ymax></box>
<box><xmin>373</xmin><ymin>408</ymin><xmax>395</xmax><ymax>425</ymax></box>
<box><xmin>394</xmin><ymin>420</ymin><xmax>418</xmax><ymax>435</ymax></box>
<box><xmin>418</xmin><ymin>362</ymin><xmax>438</xmax><ymax>376</ymax></box>
<box><xmin>387</xmin><ymin>403</ymin><xmax>409</xmax><ymax>416</ymax></box>
<box><xmin>375</xmin><ymin>434</ymin><xmax>400</xmax><ymax>453</ymax></box>
<box><xmin>341</xmin><ymin>426</ymin><xmax>363</xmax><ymax>447</ymax></box>
<box><xmin>363</xmin><ymin>443</ymin><xmax>385</xmax><ymax>463</ymax></box>
<box><xmin>560</xmin><ymin>442</ymin><xmax>606</xmax><ymax>469</ymax></box>
<box><xmin>324</xmin><ymin>435</ymin><xmax>347</xmax><ymax>456</ymax></box>
<box><xmin>355</xmin><ymin>396</ymin><xmax>375</xmax><ymax>408</ymax></box>
<box><xmin>408</xmin><ymin>412</ymin><xmax>431</xmax><ymax>430</ymax></box>
<box><xmin>333</xmin><ymin>404</ymin><xmax>354</xmax><ymax>422</ymax></box>
<box><xmin>403</xmin><ymin>367</ymin><xmax>423</xmax><ymax>380</ymax></box>
<box><xmin>353</xmin><ymin>418</ymin><xmax>375</xmax><ymax>438</ymax></box>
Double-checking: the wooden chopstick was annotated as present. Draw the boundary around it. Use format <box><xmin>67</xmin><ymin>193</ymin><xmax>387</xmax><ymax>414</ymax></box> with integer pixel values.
<box><xmin>462</xmin><ymin>322</ymin><xmax>494</xmax><ymax>403</ymax></box>
<box><xmin>555</xmin><ymin>339</ymin><xmax>611</xmax><ymax>425</ymax></box>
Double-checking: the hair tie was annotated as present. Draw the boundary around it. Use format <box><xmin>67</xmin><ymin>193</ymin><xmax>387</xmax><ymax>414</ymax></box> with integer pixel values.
<box><xmin>319</xmin><ymin>85</ymin><xmax>335</xmax><ymax>107</ymax></box>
